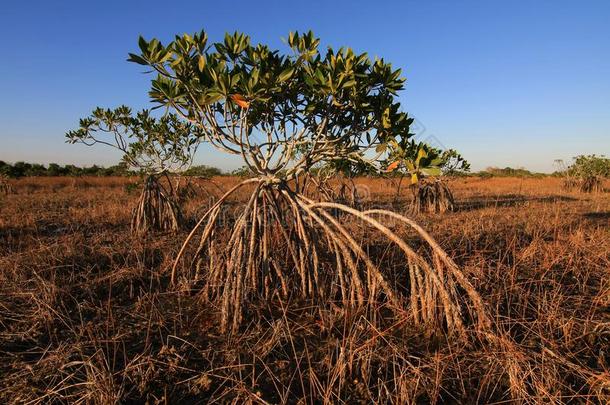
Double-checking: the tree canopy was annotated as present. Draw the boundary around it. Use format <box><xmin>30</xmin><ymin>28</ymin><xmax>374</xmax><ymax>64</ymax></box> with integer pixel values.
<box><xmin>128</xmin><ymin>30</ymin><xmax>414</xmax><ymax>180</ymax></box>
<box><xmin>0</xmin><ymin>160</ymin><xmax>131</xmax><ymax>178</ymax></box>
<box><xmin>567</xmin><ymin>154</ymin><xmax>610</xmax><ymax>178</ymax></box>
<box><xmin>66</xmin><ymin>106</ymin><xmax>204</xmax><ymax>175</ymax></box>
<box><xmin>385</xmin><ymin>139</ymin><xmax>470</xmax><ymax>184</ymax></box>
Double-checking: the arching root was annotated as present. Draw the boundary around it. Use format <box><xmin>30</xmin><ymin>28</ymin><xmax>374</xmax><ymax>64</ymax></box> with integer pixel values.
<box><xmin>173</xmin><ymin>179</ymin><xmax>489</xmax><ymax>335</ymax></box>
<box><xmin>175</xmin><ymin>176</ymin><xmax>225</xmax><ymax>202</ymax></box>
<box><xmin>131</xmin><ymin>175</ymin><xmax>182</xmax><ymax>234</ymax></box>
<box><xmin>299</xmin><ymin>174</ymin><xmax>366</xmax><ymax>208</ymax></box>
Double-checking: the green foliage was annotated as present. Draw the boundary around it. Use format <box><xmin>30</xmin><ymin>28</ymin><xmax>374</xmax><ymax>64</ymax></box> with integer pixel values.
<box><xmin>385</xmin><ymin>140</ymin><xmax>470</xmax><ymax>184</ymax></box>
<box><xmin>477</xmin><ymin>167</ymin><xmax>545</xmax><ymax>178</ymax></box>
<box><xmin>567</xmin><ymin>154</ymin><xmax>610</xmax><ymax>178</ymax></box>
<box><xmin>128</xmin><ymin>30</ymin><xmax>414</xmax><ymax>178</ymax></box>
<box><xmin>319</xmin><ymin>158</ymin><xmax>379</xmax><ymax>178</ymax></box>
<box><xmin>66</xmin><ymin>106</ymin><xmax>205</xmax><ymax>175</ymax></box>
<box><xmin>183</xmin><ymin>165</ymin><xmax>223</xmax><ymax>178</ymax></box>
<box><xmin>1</xmin><ymin>161</ymin><xmax>46</xmax><ymax>177</ymax></box>
<box><xmin>439</xmin><ymin>149</ymin><xmax>470</xmax><ymax>176</ymax></box>
<box><xmin>124</xmin><ymin>181</ymin><xmax>140</xmax><ymax>194</ymax></box>
<box><xmin>0</xmin><ymin>161</ymin><xmax>134</xmax><ymax>178</ymax></box>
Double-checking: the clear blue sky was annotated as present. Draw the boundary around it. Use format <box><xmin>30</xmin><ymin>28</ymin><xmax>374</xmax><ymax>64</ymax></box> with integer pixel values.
<box><xmin>1</xmin><ymin>0</ymin><xmax>608</xmax><ymax>172</ymax></box>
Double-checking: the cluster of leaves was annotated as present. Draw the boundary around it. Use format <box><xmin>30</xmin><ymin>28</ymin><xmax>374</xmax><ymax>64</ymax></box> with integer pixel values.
<box><xmin>0</xmin><ymin>161</ymin><xmax>131</xmax><ymax>178</ymax></box>
<box><xmin>318</xmin><ymin>158</ymin><xmax>380</xmax><ymax>178</ymax></box>
<box><xmin>567</xmin><ymin>154</ymin><xmax>610</xmax><ymax>178</ymax></box>
<box><xmin>128</xmin><ymin>30</ymin><xmax>414</xmax><ymax>177</ymax></box>
<box><xmin>66</xmin><ymin>106</ymin><xmax>205</xmax><ymax>175</ymax></box>
<box><xmin>385</xmin><ymin>139</ymin><xmax>470</xmax><ymax>184</ymax></box>
<box><xmin>439</xmin><ymin>149</ymin><xmax>471</xmax><ymax>175</ymax></box>
<box><xmin>65</xmin><ymin>29</ymin><xmax>470</xmax><ymax>185</ymax></box>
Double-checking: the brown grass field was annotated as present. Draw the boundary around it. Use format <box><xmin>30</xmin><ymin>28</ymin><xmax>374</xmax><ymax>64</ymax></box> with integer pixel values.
<box><xmin>0</xmin><ymin>176</ymin><xmax>609</xmax><ymax>403</ymax></box>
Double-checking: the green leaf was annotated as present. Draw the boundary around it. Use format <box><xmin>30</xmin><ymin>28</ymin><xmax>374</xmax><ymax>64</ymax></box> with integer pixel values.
<box><xmin>138</xmin><ymin>36</ymin><xmax>148</xmax><ymax>53</ymax></box>
<box><xmin>315</xmin><ymin>68</ymin><xmax>325</xmax><ymax>83</ymax></box>
<box><xmin>127</xmin><ymin>53</ymin><xmax>148</xmax><ymax>65</ymax></box>
<box><xmin>159</xmin><ymin>51</ymin><xmax>173</xmax><ymax>63</ymax></box>
<box><xmin>205</xmin><ymin>91</ymin><xmax>225</xmax><ymax>104</ymax></box>
<box><xmin>415</xmin><ymin>148</ymin><xmax>427</xmax><ymax>165</ymax></box>
<box><xmin>381</xmin><ymin>107</ymin><xmax>391</xmax><ymax>129</ymax></box>
<box><xmin>421</xmin><ymin>167</ymin><xmax>441</xmax><ymax>176</ymax></box>
<box><xmin>278</xmin><ymin>67</ymin><xmax>295</xmax><ymax>83</ymax></box>
<box><xmin>430</xmin><ymin>158</ymin><xmax>444</xmax><ymax>166</ymax></box>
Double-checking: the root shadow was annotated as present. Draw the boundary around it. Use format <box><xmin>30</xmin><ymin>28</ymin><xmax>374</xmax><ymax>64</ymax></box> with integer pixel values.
<box><xmin>583</xmin><ymin>211</ymin><xmax>610</xmax><ymax>222</ymax></box>
<box><xmin>457</xmin><ymin>194</ymin><xmax>579</xmax><ymax>211</ymax></box>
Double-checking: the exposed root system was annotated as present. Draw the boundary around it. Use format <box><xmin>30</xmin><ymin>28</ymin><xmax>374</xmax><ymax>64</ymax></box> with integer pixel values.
<box><xmin>300</xmin><ymin>175</ymin><xmax>367</xmax><ymax>208</ymax></box>
<box><xmin>131</xmin><ymin>175</ymin><xmax>182</xmax><ymax>234</ymax></box>
<box><xmin>411</xmin><ymin>179</ymin><xmax>455</xmax><ymax>214</ymax></box>
<box><xmin>175</xmin><ymin>176</ymin><xmax>225</xmax><ymax>203</ymax></box>
<box><xmin>173</xmin><ymin>179</ymin><xmax>489</xmax><ymax>335</ymax></box>
<box><xmin>580</xmin><ymin>175</ymin><xmax>603</xmax><ymax>193</ymax></box>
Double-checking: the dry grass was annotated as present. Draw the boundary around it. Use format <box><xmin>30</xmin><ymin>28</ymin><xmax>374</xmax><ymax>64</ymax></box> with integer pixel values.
<box><xmin>0</xmin><ymin>176</ymin><xmax>608</xmax><ymax>403</ymax></box>
<box><xmin>0</xmin><ymin>175</ymin><xmax>13</xmax><ymax>195</ymax></box>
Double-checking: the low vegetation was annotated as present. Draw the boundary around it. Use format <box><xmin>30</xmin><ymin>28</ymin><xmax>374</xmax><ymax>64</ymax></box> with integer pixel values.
<box><xmin>0</xmin><ymin>161</ymin><xmax>228</xmax><ymax>179</ymax></box>
<box><xmin>0</xmin><ymin>176</ymin><xmax>608</xmax><ymax>403</ymax></box>
<box><xmin>567</xmin><ymin>155</ymin><xmax>609</xmax><ymax>193</ymax></box>
<box><xmin>476</xmin><ymin>166</ymin><xmax>546</xmax><ymax>178</ymax></box>
<box><xmin>1</xmin><ymin>26</ymin><xmax>608</xmax><ymax>404</ymax></box>
<box><xmin>0</xmin><ymin>160</ymin><xmax>132</xmax><ymax>178</ymax></box>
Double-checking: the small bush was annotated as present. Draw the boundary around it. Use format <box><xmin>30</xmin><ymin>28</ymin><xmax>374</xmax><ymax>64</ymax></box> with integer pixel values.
<box><xmin>477</xmin><ymin>167</ymin><xmax>546</xmax><ymax>178</ymax></box>
<box><xmin>183</xmin><ymin>165</ymin><xmax>222</xmax><ymax>178</ymax></box>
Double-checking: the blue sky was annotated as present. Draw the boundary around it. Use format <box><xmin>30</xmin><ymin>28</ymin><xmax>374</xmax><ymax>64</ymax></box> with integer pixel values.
<box><xmin>1</xmin><ymin>0</ymin><xmax>608</xmax><ymax>172</ymax></box>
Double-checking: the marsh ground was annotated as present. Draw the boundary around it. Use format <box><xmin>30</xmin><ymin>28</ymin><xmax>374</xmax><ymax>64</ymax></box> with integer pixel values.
<box><xmin>0</xmin><ymin>176</ymin><xmax>608</xmax><ymax>403</ymax></box>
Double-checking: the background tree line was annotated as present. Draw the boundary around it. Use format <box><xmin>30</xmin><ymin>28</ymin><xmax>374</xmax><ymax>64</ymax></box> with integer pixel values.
<box><xmin>3</xmin><ymin>159</ymin><xmax>607</xmax><ymax>179</ymax></box>
<box><xmin>0</xmin><ymin>161</ymin><xmax>224</xmax><ymax>178</ymax></box>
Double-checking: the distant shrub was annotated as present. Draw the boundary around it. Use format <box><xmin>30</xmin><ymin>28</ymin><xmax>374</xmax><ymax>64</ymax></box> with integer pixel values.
<box><xmin>477</xmin><ymin>167</ymin><xmax>545</xmax><ymax>178</ymax></box>
<box><xmin>183</xmin><ymin>165</ymin><xmax>223</xmax><ymax>178</ymax></box>
<box><xmin>124</xmin><ymin>182</ymin><xmax>140</xmax><ymax>194</ymax></box>
<box><xmin>0</xmin><ymin>161</ymin><xmax>134</xmax><ymax>178</ymax></box>
<box><xmin>565</xmin><ymin>155</ymin><xmax>609</xmax><ymax>193</ymax></box>
<box><xmin>567</xmin><ymin>155</ymin><xmax>610</xmax><ymax>178</ymax></box>
<box><xmin>231</xmin><ymin>166</ymin><xmax>254</xmax><ymax>178</ymax></box>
